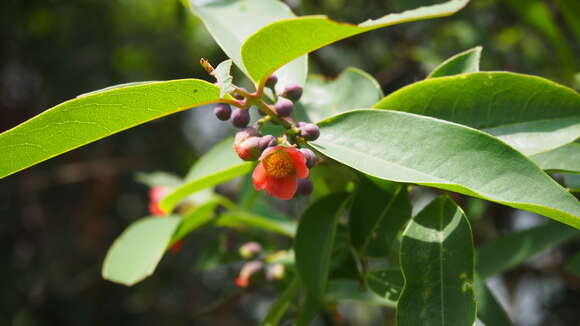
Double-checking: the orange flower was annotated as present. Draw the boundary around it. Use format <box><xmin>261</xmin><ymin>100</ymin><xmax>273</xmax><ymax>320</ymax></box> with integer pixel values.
<box><xmin>252</xmin><ymin>146</ymin><xmax>309</xmax><ymax>200</ymax></box>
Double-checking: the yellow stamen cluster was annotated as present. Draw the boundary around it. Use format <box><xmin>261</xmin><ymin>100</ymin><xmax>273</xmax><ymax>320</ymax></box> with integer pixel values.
<box><xmin>263</xmin><ymin>150</ymin><xmax>295</xmax><ymax>177</ymax></box>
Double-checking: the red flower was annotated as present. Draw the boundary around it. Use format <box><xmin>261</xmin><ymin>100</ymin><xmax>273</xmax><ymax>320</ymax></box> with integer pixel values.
<box><xmin>252</xmin><ymin>146</ymin><xmax>309</xmax><ymax>200</ymax></box>
<box><xmin>148</xmin><ymin>186</ymin><xmax>183</xmax><ymax>253</ymax></box>
<box><xmin>148</xmin><ymin>186</ymin><xmax>170</xmax><ymax>216</ymax></box>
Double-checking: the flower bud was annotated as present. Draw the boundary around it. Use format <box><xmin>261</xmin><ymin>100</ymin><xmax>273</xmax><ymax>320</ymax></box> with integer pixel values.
<box><xmin>235</xmin><ymin>127</ymin><xmax>259</xmax><ymax>144</ymax></box>
<box><xmin>258</xmin><ymin>135</ymin><xmax>277</xmax><ymax>150</ymax></box>
<box><xmin>231</xmin><ymin>108</ymin><xmax>250</xmax><ymax>128</ymax></box>
<box><xmin>234</xmin><ymin>136</ymin><xmax>261</xmax><ymax>161</ymax></box>
<box><xmin>214</xmin><ymin>103</ymin><xmax>232</xmax><ymax>121</ymax></box>
<box><xmin>265</xmin><ymin>75</ymin><xmax>278</xmax><ymax>89</ymax></box>
<box><xmin>281</xmin><ymin>83</ymin><xmax>303</xmax><ymax>102</ymax></box>
<box><xmin>235</xmin><ymin>260</ymin><xmax>263</xmax><ymax>288</ymax></box>
<box><xmin>299</xmin><ymin>148</ymin><xmax>316</xmax><ymax>168</ymax></box>
<box><xmin>296</xmin><ymin>178</ymin><xmax>313</xmax><ymax>196</ymax></box>
<box><xmin>239</xmin><ymin>242</ymin><xmax>262</xmax><ymax>258</ymax></box>
<box><xmin>299</xmin><ymin>123</ymin><xmax>320</xmax><ymax>141</ymax></box>
<box><xmin>274</xmin><ymin>98</ymin><xmax>294</xmax><ymax>117</ymax></box>
<box><xmin>266</xmin><ymin>263</ymin><xmax>285</xmax><ymax>281</ymax></box>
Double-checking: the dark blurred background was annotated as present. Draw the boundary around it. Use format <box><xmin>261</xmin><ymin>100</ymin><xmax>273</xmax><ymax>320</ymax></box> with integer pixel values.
<box><xmin>0</xmin><ymin>0</ymin><xmax>578</xmax><ymax>325</ymax></box>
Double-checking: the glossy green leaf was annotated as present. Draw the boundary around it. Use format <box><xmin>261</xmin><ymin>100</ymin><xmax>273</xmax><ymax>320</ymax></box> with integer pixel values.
<box><xmin>159</xmin><ymin>137</ymin><xmax>254</xmax><ymax>213</ymax></box>
<box><xmin>477</xmin><ymin>220</ymin><xmax>579</xmax><ymax>279</ymax></box>
<box><xmin>474</xmin><ymin>275</ymin><xmax>512</xmax><ymax>326</ymax></box>
<box><xmin>530</xmin><ymin>143</ymin><xmax>580</xmax><ymax>173</ymax></box>
<box><xmin>398</xmin><ymin>196</ymin><xmax>476</xmax><ymax>326</ymax></box>
<box><xmin>214</xmin><ymin>59</ymin><xmax>235</xmax><ymax>98</ymax></box>
<box><xmin>299</xmin><ymin>67</ymin><xmax>383</xmax><ymax>123</ymax></box>
<box><xmin>349</xmin><ymin>177</ymin><xmax>411</xmax><ymax>257</ymax></box>
<box><xmin>427</xmin><ymin>46</ymin><xmax>482</xmax><ymax>78</ymax></box>
<box><xmin>311</xmin><ymin>110</ymin><xmax>580</xmax><ymax>229</ymax></box>
<box><xmin>260</xmin><ymin>277</ymin><xmax>301</xmax><ymax>326</ymax></box>
<box><xmin>216</xmin><ymin>211</ymin><xmax>296</xmax><ymax>237</ymax></box>
<box><xmin>0</xmin><ymin>79</ymin><xmax>222</xmax><ymax>180</ymax></box>
<box><xmin>188</xmin><ymin>0</ymin><xmax>307</xmax><ymax>91</ymax></box>
<box><xmin>241</xmin><ymin>0</ymin><xmax>470</xmax><ymax>83</ymax></box>
<box><xmin>102</xmin><ymin>216</ymin><xmax>181</xmax><ymax>286</ymax></box>
<box><xmin>294</xmin><ymin>192</ymin><xmax>349</xmax><ymax>300</ymax></box>
<box><xmin>325</xmin><ymin>279</ymin><xmax>395</xmax><ymax>307</ymax></box>
<box><xmin>170</xmin><ymin>200</ymin><xmax>219</xmax><ymax>244</ymax></box>
<box><xmin>374</xmin><ymin>72</ymin><xmax>580</xmax><ymax>155</ymax></box>
<box><xmin>565</xmin><ymin>252</ymin><xmax>580</xmax><ymax>277</ymax></box>
<box><xmin>367</xmin><ymin>268</ymin><xmax>404</xmax><ymax>305</ymax></box>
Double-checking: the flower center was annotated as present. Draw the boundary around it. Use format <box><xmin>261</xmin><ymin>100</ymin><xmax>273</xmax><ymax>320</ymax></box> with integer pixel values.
<box><xmin>262</xmin><ymin>150</ymin><xmax>295</xmax><ymax>178</ymax></box>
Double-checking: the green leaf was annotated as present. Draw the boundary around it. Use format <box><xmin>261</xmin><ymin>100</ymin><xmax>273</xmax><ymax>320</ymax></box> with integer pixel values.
<box><xmin>530</xmin><ymin>143</ymin><xmax>580</xmax><ymax>173</ymax></box>
<box><xmin>241</xmin><ymin>0</ymin><xmax>470</xmax><ymax>83</ymax></box>
<box><xmin>564</xmin><ymin>174</ymin><xmax>580</xmax><ymax>192</ymax></box>
<box><xmin>374</xmin><ymin>72</ymin><xmax>580</xmax><ymax>155</ymax></box>
<box><xmin>349</xmin><ymin>177</ymin><xmax>411</xmax><ymax>257</ymax></box>
<box><xmin>259</xmin><ymin>277</ymin><xmax>301</xmax><ymax>326</ymax></box>
<box><xmin>159</xmin><ymin>137</ymin><xmax>254</xmax><ymax>213</ymax></box>
<box><xmin>367</xmin><ymin>268</ymin><xmax>404</xmax><ymax>305</ymax></box>
<box><xmin>102</xmin><ymin>216</ymin><xmax>181</xmax><ymax>286</ymax></box>
<box><xmin>398</xmin><ymin>196</ymin><xmax>476</xmax><ymax>326</ymax></box>
<box><xmin>474</xmin><ymin>275</ymin><xmax>512</xmax><ymax>326</ymax></box>
<box><xmin>477</xmin><ymin>220</ymin><xmax>579</xmax><ymax>279</ymax></box>
<box><xmin>170</xmin><ymin>200</ymin><xmax>219</xmax><ymax>244</ymax></box>
<box><xmin>0</xmin><ymin>79</ymin><xmax>222</xmax><ymax>180</ymax></box>
<box><xmin>216</xmin><ymin>211</ymin><xmax>296</xmax><ymax>237</ymax></box>
<box><xmin>565</xmin><ymin>252</ymin><xmax>580</xmax><ymax>277</ymax></box>
<box><xmin>214</xmin><ymin>59</ymin><xmax>235</xmax><ymax>98</ymax></box>
<box><xmin>427</xmin><ymin>46</ymin><xmax>482</xmax><ymax>78</ymax></box>
<box><xmin>294</xmin><ymin>192</ymin><xmax>349</xmax><ymax>300</ymax></box>
<box><xmin>325</xmin><ymin>279</ymin><xmax>395</xmax><ymax>307</ymax></box>
<box><xmin>188</xmin><ymin>0</ymin><xmax>307</xmax><ymax>91</ymax></box>
<box><xmin>299</xmin><ymin>67</ymin><xmax>383</xmax><ymax>123</ymax></box>
<box><xmin>311</xmin><ymin>110</ymin><xmax>580</xmax><ymax>229</ymax></box>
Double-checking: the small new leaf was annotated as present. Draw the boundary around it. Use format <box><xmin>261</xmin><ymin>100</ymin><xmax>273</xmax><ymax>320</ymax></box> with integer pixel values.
<box><xmin>214</xmin><ymin>59</ymin><xmax>235</xmax><ymax>98</ymax></box>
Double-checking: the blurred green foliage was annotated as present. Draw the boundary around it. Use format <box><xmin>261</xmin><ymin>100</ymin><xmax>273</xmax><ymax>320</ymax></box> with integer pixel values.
<box><xmin>0</xmin><ymin>0</ymin><xmax>578</xmax><ymax>325</ymax></box>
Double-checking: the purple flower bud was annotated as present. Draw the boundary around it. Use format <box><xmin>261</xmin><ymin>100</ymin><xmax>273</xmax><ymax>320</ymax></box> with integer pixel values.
<box><xmin>296</xmin><ymin>121</ymin><xmax>307</xmax><ymax>128</ymax></box>
<box><xmin>275</xmin><ymin>98</ymin><xmax>294</xmax><ymax>117</ymax></box>
<box><xmin>258</xmin><ymin>135</ymin><xmax>277</xmax><ymax>150</ymax></box>
<box><xmin>265</xmin><ymin>75</ymin><xmax>278</xmax><ymax>89</ymax></box>
<box><xmin>299</xmin><ymin>148</ymin><xmax>316</xmax><ymax>168</ymax></box>
<box><xmin>232</xmin><ymin>108</ymin><xmax>250</xmax><ymax>128</ymax></box>
<box><xmin>296</xmin><ymin>178</ymin><xmax>313</xmax><ymax>196</ymax></box>
<box><xmin>214</xmin><ymin>103</ymin><xmax>232</xmax><ymax>121</ymax></box>
<box><xmin>299</xmin><ymin>123</ymin><xmax>320</xmax><ymax>141</ymax></box>
<box><xmin>235</xmin><ymin>127</ymin><xmax>259</xmax><ymax>144</ymax></box>
<box><xmin>281</xmin><ymin>83</ymin><xmax>303</xmax><ymax>102</ymax></box>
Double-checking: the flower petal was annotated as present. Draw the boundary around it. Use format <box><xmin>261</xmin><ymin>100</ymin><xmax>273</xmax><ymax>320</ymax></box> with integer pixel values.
<box><xmin>285</xmin><ymin>147</ymin><xmax>309</xmax><ymax>179</ymax></box>
<box><xmin>252</xmin><ymin>162</ymin><xmax>268</xmax><ymax>190</ymax></box>
<box><xmin>266</xmin><ymin>174</ymin><xmax>298</xmax><ymax>200</ymax></box>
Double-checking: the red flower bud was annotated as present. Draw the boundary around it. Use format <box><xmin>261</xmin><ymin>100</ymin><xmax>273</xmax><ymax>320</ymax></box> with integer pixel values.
<box><xmin>234</xmin><ymin>136</ymin><xmax>262</xmax><ymax>161</ymax></box>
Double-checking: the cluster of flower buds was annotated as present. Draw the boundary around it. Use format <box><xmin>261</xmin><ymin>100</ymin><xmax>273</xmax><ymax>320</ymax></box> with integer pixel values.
<box><xmin>234</xmin><ymin>242</ymin><xmax>286</xmax><ymax>288</ymax></box>
<box><xmin>210</xmin><ymin>75</ymin><xmax>321</xmax><ymax>200</ymax></box>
